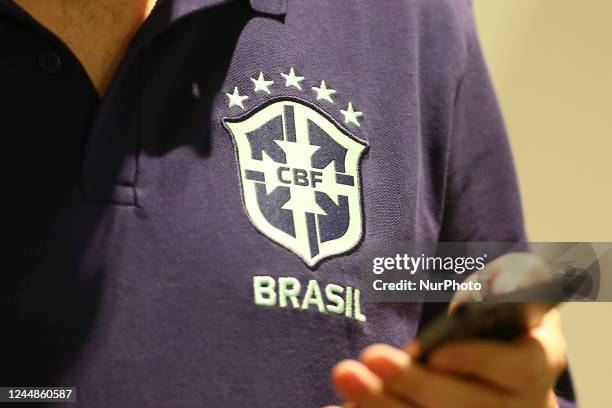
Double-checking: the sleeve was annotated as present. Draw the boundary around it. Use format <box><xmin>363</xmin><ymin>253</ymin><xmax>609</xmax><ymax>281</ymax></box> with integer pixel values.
<box><xmin>432</xmin><ymin>3</ymin><xmax>578</xmax><ymax>406</ymax></box>
<box><xmin>437</xmin><ymin>2</ymin><xmax>525</xmax><ymax>243</ymax></box>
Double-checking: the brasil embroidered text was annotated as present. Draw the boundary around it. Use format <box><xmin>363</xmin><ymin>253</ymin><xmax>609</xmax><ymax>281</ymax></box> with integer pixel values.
<box><xmin>253</xmin><ymin>276</ymin><xmax>366</xmax><ymax>323</ymax></box>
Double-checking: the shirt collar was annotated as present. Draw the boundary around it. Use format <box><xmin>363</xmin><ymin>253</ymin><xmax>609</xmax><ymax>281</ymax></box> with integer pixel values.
<box><xmin>0</xmin><ymin>0</ymin><xmax>288</xmax><ymax>27</ymax></box>
<box><xmin>122</xmin><ymin>0</ymin><xmax>288</xmax><ymax>67</ymax></box>
<box><xmin>160</xmin><ymin>0</ymin><xmax>288</xmax><ymax>20</ymax></box>
<box><xmin>130</xmin><ymin>0</ymin><xmax>287</xmax><ymax>47</ymax></box>
<box><xmin>0</xmin><ymin>0</ymin><xmax>289</xmax><ymax>79</ymax></box>
<box><xmin>248</xmin><ymin>0</ymin><xmax>288</xmax><ymax>16</ymax></box>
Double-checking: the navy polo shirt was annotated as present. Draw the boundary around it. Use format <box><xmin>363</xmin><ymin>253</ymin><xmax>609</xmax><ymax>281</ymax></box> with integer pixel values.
<box><xmin>0</xmin><ymin>0</ymin><xmax>577</xmax><ymax>407</ymax></box>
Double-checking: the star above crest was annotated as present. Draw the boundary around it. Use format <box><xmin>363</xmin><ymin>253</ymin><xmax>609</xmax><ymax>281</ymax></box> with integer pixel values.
<box><xmin>225</xmin><ymin>68</ymin><xmax>364</xmax><ymax>127</ymax></box>
<box><xmin>251</xmin><ymin>72</ymin><xmax>274</xmax><ymax>94</ymax></box>
<box><xmin>340</xmin><ymin>102</ymin><xmax>363</xmax><ymax>127</ymax></box>
<box><xmin>226</xmin><ymin>86</ymin><xmax>248</xmax><ymax>109</ymax></box>
<box><xmin>280</xmin><ymin>67</ymin><xmax>305</xmax><ymax>90</ymax></box>
<box><xmin>312</xmin><ymin>80</ymin><xmax>336</xmax><ymax>103</ymax></box>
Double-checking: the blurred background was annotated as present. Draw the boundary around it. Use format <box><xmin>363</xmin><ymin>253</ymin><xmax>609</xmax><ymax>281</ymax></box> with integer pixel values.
<box><xmin>473</xmin><ymin>1</ymin><xmax>612</xmax><ymax>406</ymax></box>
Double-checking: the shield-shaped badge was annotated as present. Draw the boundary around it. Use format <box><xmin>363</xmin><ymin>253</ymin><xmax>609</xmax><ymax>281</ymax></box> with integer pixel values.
<box><xmin>223</xmin><ymin>99</ymin><xmax>368</xmax><ymax>267</ymax></box>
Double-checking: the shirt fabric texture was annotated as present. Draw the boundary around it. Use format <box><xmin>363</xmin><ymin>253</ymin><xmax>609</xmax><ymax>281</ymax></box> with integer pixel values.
<box><xmin>0</xmin><ymin>0</ymin><xmax>577</xmax><ymax>406</ymax></box>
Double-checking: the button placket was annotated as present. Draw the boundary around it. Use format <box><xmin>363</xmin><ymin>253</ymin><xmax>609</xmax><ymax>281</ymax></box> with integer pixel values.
<box><xmin>38</xmin><ymin>50</ymin><xmax>63</xmax><ymax>74</ymax></box>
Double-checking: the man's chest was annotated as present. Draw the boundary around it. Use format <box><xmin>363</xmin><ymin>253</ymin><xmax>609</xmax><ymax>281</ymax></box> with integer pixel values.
<box><xmin>0</xmin><ymin>1</ymin><xmax>472</xmax><ymax>404</ymax></box>
<box><xmin>2</xmin><ymin>0</ymin><xmax>466</xmax><ymax>273</ymax></box>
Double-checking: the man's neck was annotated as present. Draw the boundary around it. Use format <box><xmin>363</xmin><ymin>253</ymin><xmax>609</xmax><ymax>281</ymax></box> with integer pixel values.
<box><xmin>14</xmin><ymin>0</ymin><xmax>158</xmax><ymax>96</ymax></box>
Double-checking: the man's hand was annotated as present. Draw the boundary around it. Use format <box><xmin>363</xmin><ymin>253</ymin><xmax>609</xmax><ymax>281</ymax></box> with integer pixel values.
<box><xmin>329</xmin><ymin>253</ymin><xmax>568</xmax><ymax>408</ymax></box>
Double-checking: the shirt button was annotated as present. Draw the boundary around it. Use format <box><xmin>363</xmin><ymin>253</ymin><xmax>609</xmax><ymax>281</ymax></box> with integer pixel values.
<box><xmin>39</xmin><ymin>51</ymin><xmax>63</xmax><ymax>74</ymax></box>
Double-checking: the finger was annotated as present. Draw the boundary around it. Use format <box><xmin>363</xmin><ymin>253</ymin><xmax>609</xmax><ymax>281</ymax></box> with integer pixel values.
<box><xmin>332</xmin><ymin>359</ymin><xmax>418</xmax><ymax>408</ymax></box>
<box><xmin>404</xmin><ymin>341</ymin><xmax>420</xmax><ymax>358</ymax></box>
<box><xmin>529</xmin><ymin>309</ymin><xmax>567</xmax><ymax>371</ymax></box>
<box><xmin>322</xmin><ymin>405</ymin><xmax>356</xmax><ymax>408</ymax></box>
<box><xmin>327</xmin><ymin>397</ymin><xmax>418</xmax><ymax>408</ymax></box>
<box><xmin>428</xmin><ymin>338</ymin><xmax>556</xmax><ymax>393</ymax></box>
<box><xmin>332</xmin><ymin>360</ymin><xmax>383</xmax><ymax>402</ymax></box>
<box><xmin>360</xmin><ymin>394</ymin><xmax>419</xmax><ymax>408</ymax></box>
<box><xmin>361</xmin><ymin>344</ymin><xmax>506</xmax><ymax>408</ymax></box>
<box><xmin>360</xmin><ymin>344</ymin><xmax>411</xmax><ymax>380</ymax></box>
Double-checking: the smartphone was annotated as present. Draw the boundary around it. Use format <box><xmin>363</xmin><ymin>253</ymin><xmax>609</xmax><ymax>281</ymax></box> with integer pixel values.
<box><xmin>416</xmin><ymin>277</ymin><xmax>566</xmax><ymax>363</ymax></box>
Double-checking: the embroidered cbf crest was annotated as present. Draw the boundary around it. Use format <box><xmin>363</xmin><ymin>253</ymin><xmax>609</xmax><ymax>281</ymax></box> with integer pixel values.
<box><xmin>223</xmin><ymin>96</ymin><xmax>368</xmax><ymax>267</ymax></box>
